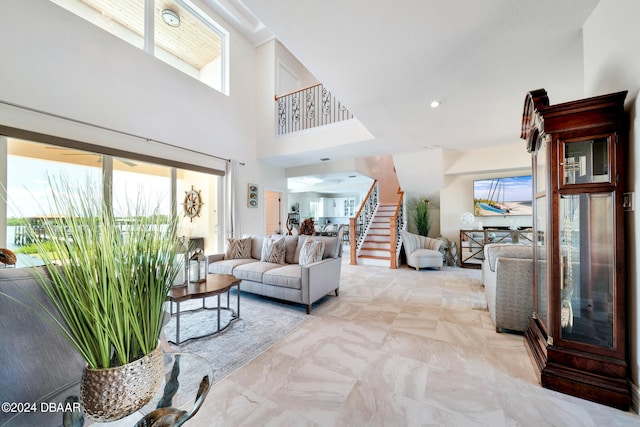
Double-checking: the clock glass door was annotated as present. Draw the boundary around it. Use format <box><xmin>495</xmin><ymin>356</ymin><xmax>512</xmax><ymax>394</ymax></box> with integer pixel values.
<box><xmin>558</xmin><ymin>192</ymin><xmax>615</xmax><ymax>349</ymax></box>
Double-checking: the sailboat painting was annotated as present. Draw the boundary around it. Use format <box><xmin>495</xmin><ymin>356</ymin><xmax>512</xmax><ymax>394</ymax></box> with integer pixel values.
<box><xmin>473</xmin><ymin>175</ymin><xmax>533</xmax><ymax>216</ymax></box>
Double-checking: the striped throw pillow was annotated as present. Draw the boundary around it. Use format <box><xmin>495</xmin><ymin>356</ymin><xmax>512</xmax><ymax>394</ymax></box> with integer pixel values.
<box><xmin>261</xmin><ymin>236</ymin><xmax>286</xmax><ymax>264</ymax></box>
<box><xmin>299</xmin><ymin>239</ymin><xmax>325</xmax><ymax>266</ymax></box>
<box><xmin>224</xmin><ymin>237</ymin><xmax>252</xmax><ymax>260</ymax></box>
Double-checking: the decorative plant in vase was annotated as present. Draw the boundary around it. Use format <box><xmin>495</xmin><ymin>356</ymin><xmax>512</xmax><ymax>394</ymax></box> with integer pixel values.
<box><xmin>14</xmin><ymin>175</ymin><xmax>183</xmax><ymax>421</ymax></box>
<box><xmin>411</xmin><ymin>196</ymin><xmax>431</xmax><ymax>236</ymax></box>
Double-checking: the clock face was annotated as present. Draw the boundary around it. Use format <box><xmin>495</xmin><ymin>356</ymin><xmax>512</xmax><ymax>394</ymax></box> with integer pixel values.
<box><xmin>183</xmin><ymin>187</ymin><xmax>203</xmax><ymax>221</ymax></box>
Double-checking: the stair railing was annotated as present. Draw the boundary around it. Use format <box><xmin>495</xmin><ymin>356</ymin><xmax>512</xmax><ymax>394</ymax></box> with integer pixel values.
<box><xmin>389</xmin><ymin>188</ymin><xmax>405</xmax><ymax>269</ymax></box>
<box><xmin>275</xmin><ymin>83</ymin><xmax>354</xmax><ymax>135</ymax></box>
<box><xmin>349</xmin><ymin>180</ymin><xmax>379</xmax><ymax>265</ymax></box>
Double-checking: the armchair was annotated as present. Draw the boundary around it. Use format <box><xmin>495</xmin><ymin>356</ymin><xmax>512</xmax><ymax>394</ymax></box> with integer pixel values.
<box><xmin>399</xmin><ymin>230</ymin><xmax>444</xmax><ymax>270</ymax></box>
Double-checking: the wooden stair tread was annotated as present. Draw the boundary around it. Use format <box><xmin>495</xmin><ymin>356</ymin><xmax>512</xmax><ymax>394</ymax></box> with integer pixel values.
<box><xmin>359</xmin><ymin>255</ymin><xmax>390</xmax><ymax>260</ymax></box>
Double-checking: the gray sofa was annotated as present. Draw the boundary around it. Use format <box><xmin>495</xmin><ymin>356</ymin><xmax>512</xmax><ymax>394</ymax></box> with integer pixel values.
<box><xmin>0</xmin><ymin>266</ymin><xmax>85</xmax><ymax>426</ymax></box>
<box><xmin>482</xmin><ymin>243</ymin><xmax>533</xmax><ymax>333</ymax></box>
<box><xmin>208</xmin><ymin>234</ymin><xmax>342</xmax><ymax>313</ymax></box>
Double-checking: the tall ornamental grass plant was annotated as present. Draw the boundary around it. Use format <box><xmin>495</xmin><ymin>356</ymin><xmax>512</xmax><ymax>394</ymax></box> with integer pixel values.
<box><xmin>412</xmin><ymin>196</ymin><xmax>431</xmax><ymax>236</ymax></box>
<box><xmin>24</xmin><ymin>176</ymin><xmax>182</xmax><ymax>369</ymax></box>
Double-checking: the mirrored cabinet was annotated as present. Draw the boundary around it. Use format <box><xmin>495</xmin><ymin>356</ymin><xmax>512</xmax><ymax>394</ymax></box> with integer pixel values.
<box><xmin>521</xmin><ymin>89</ymin><xmax>629</xmax><ymax>410</ymax></box>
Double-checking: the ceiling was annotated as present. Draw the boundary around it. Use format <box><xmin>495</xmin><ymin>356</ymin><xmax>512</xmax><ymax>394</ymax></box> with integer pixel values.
<box><xmin>203</xmin><ymin>0</ymin><xmax>601</xmax><ymax>193</ymax></box>
<box><xmin>215</xmin><ymin>0</ymin><xmax>599</xmax><ymax>157</ymax></box>
<box><xmin>75</xmin><ymin>0</ymin><xmax>222</xmax><ymax>69</ymax></box>
<box><xmin>288</xmin><ymin>172</ymin><xmax>374</xmax><ymax>195</ymax></box>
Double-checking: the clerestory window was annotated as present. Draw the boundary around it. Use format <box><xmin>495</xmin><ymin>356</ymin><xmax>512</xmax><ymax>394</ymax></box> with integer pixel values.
<box><xmin>50</xmin><ymin>0</ymin><xmax>229</xmax><ymax>94</ymax></box>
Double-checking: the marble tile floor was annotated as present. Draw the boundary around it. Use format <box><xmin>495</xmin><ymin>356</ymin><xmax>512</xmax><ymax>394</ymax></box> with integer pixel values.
<box><xmin>188</xmin><ymin>262</ymin><xmax>640</xmax><ymax>426</ymax></box>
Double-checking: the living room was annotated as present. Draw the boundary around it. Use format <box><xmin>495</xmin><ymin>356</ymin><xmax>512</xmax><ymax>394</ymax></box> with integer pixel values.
<box><xmin>1</xmin><ymin>0</ymin><xmax>640</xmax><ymax>424</ymax></box>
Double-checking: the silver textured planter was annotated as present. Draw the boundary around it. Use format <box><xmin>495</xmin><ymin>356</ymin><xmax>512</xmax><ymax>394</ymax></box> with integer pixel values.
<box><xmin>80</xmin><ymin>344</ymin><xmax>163</xmax><ymax>422</ymax></box>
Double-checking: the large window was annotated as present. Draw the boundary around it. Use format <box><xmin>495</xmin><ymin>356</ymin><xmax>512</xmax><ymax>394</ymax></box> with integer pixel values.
<box><xmin>112</xmin><ymin>158</ymin><xmax>173</xmax><ymax>218</ymax></box>
<box><xmin>50</xmin><ymin>0</ymin><xmax>228</xmax><ymax>94</ymax></box>
<box><xmin>4</xmin><ymin>138</ymin><xmax>221</xmax><ymax>267</ymax></box>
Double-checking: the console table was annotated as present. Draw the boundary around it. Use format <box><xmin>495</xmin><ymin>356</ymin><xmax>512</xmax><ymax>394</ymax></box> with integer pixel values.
<box><xmin>459</xmin><ymin>228</ymin><xmax>532</xmax><ymax>268</ymax></box>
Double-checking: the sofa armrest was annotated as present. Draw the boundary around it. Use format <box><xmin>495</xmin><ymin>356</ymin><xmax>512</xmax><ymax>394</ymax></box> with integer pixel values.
<box><xmin>492</xmin><ymin>257</ymin><xmax>533</xmax><ymax>332</ymax></box>
<box><xmin>207</xmin><ymin>253</ymin><xmax>225</xmax><ymax>263</ymax></box>
<box><xmin>300</xmin><ymin>257</ymin><xmax>342</xmax><ymax>310</ymax></box>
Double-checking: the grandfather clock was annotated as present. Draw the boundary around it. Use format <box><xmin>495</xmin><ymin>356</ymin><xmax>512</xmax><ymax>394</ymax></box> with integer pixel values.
<box><xmin>521</xmin><ymin>89</ymin><xmax>630</xmax><ymax>410</ymax></box>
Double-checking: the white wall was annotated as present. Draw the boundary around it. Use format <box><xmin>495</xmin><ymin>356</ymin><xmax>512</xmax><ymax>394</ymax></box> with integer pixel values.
<box><xmin>440</xmin><ymin>144</ymin><xmax>532</xmax><ymax>245</ymax></box>
<box><xmin>275</xmin><ymin>41</ymin><xmax>319</xmax><ymax>95</ymax></box>
<box><xmin>0</xmin><ymin>0</ymin><xmax>288</xmax><ymax>240</ymax></box>
<box><xmin>584</xmin><ymin>0</ymin><xmax>640</xmax><ymax>409</ymax></box>
<box><xmin>354</xmin><ymin>155</ymin><xmax>399</xmax><ymax>204</ymax></box>
<box><xmin>254</xmin><ymin>40</ymin><xmax>374</xmax><ymax>165</ymax></box>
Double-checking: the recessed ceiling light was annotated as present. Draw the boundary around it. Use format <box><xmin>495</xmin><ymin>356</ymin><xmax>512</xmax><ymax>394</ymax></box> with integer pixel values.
<box><xmin>162</xmin><ymin>9</ymin><xmax>181</xmax><ymax>27</ymax></box>
<box><xmin>430</xmin><ymin>100</ymin><xmax>441</xmax><ymax>108</ymax></box>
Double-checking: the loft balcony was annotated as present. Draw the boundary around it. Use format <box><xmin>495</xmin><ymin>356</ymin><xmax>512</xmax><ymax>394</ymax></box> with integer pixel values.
<box><xmin>275</xmin><ymin>83</ymin><xmax>353</xmax><ymax>135</ymax></box>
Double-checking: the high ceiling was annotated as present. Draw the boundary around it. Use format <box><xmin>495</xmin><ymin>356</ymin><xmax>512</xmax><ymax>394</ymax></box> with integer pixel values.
<box><xmin>214</xmin><ymin>0</ymin><xmax>600</xmax><ymax>166</ymax></box>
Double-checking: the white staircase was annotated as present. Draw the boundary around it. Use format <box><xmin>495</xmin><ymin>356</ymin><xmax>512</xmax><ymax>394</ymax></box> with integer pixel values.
<box><xmin>357</xmin><ymin>203</ymin><xmax>396</xmax><ymax>267</ymax></box>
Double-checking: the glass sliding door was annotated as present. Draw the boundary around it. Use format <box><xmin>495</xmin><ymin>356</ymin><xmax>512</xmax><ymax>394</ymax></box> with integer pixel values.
<box><xmin>6</xmin><ymin>140</ymin><xmax>102</xmax><ymax>267</ymax></box>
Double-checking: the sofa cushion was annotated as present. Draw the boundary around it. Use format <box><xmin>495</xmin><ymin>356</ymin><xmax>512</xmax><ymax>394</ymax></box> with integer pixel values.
<box><xmin>262</xmin><ymin>264</ymin><xmax>302</xmax><ymax>290</ymax></box>
<box><xmin>408</xmin><ymin>248</ymin><xmax>443</xmax><ymax>267</ymax></box>
<box><xmin>277</xmin><ymin>234</ymin><xmax>299</xmax><ymax>264</ymax></box>
<box><xmin>485</xmin><ymin>244</ymin><xmax>532</xmax><ymax>272</ymax></box>
<box><xmin>208</xmin><ymin>258</ymin><xmax>257</xmax><ymax>275</ymax></box>
<box><xmin>261</xmin><ymin>236</ymin><xmax>286</xmax><ymax>264</ymax></box>
<box><xmin>224</xmin><ymin>237</ymin><xmax>252</xmax><ymax>260</ymax></box>
<box><xmin>295</xmin><ymin>235</ymin><xmax>340</xmax><ymax>261</ymax></box>
<box><xmin>299</xmin><ymin>239</ymin><xmax>325</xmax><ymax>265</ymax></box>
<box><xmin>248</xmin><ymin>235</ymin><xmax>268</xmax><ymax>260</ymax></box>
<box><xmin>233</xmin><ymin>261</ymin><xmax>282</xmax><ymax>282</ymax></box>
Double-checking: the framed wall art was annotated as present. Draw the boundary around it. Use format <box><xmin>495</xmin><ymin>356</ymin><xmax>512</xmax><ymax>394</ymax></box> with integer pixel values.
<box><xmin>247</xmin><ymin>183</ymin><xmax>259</xmax><ymax>208</ymax></box>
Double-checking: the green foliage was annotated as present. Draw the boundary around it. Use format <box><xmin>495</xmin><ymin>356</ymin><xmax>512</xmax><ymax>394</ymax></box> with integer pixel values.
<box><xmin>412</xmin><ymin>197</ymin><xmax>431</xmax><ymax>236</ymax></box>
<box><xmin>15</xmin><ymin>241</ymin><xmax>58</xmax><ymax>255</ymax></box>
<box><xmin>22</xmin><ymin>175</ymin><xmax>183</xmax><ymax>369</ymax></box>
<box><xmin>7</xmin><ymin>217</ymin><xmax>28</xmax><ymax>226</ymax></box>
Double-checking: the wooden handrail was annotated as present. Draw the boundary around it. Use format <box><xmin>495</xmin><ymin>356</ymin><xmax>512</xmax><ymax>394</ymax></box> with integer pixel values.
<box><xmin>354</xmin><ymin>179</ymin><xmax>378</xmax><ymax>219</ymax></box>
<box><xmin>393</xmin><ymin>190</ymin><xmax>404</xmax><ymax>218</ymax></box>
<box><xmin>274</xmin><ymin>83</ymin><xmax>322</xmax><ymax>101</ymax></box>
<box><xmin>389</xmin><ymin>191</ymin><xmax>404</xmax><ymax>269</ymax></box>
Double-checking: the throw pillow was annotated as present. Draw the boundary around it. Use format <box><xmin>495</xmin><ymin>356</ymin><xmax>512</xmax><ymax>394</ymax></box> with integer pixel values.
<box><xmin>261</xmin><ymin>236</ymin><xmax>286</xmax><ymax>264</ymax></box>
<box><xmin>299</xmin><ymin>238</ymin><xmax>325</xmax><ymax>266</ymax></box>
<box><xmin>224</xmin><ymin>237</ymin><xmax>252</xmax><ymax>260</ymax></box>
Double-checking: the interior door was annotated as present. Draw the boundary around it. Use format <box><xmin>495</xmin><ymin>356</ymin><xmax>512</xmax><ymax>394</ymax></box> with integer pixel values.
<box><xmin>265</xmin><ymin>191</ymin><xmax>281</xmax><ymax>234</ymax></box>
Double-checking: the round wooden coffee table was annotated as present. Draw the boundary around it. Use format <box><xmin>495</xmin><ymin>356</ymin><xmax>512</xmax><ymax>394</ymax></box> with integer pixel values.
<box><xmin>167</xmin><ymin>274</ymin><xmax>241</xmax><ymax>345</ymax></box>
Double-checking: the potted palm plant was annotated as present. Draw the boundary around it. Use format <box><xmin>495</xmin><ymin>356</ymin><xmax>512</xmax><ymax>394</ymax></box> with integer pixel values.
<box><xmin>22</xmin><ymin>175</ymin><xmax>183</xmax><ymax>421</ymax></box>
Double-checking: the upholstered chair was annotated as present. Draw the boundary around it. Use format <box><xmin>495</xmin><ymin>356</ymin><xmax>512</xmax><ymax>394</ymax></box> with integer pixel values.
<box><xmin>400</xmin><ymin>230</ymin><xmax>445</xmax><ymax>270</ymax></box>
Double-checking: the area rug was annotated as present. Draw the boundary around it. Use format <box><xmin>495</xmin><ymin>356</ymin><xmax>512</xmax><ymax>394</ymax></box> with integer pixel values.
<box><xmin>163</xmin><ymin>289</ymin><xmax>309</xmax><ymax>385</ymax></box>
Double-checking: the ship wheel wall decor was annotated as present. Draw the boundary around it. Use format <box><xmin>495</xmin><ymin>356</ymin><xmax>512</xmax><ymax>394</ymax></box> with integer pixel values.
<box><xmin>183</xmin><ymin>186</ymin><xmax>204</xmax><ymax>222</ymax></box>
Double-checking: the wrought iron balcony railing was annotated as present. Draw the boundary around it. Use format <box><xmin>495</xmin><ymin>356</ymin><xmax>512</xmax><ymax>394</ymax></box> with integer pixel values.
<box><xmin>275</xmin><ymin>83</ymin><xmax>353</xmax><ymax>135</ymax></box>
